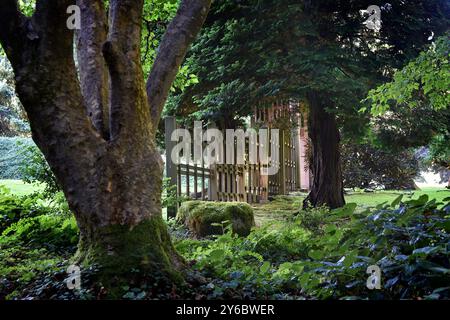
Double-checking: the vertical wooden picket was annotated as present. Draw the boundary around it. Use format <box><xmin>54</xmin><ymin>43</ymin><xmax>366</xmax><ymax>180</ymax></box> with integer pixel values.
<box><xmin>165</xmin><ymin>116</ymin><xmax>178</xmax><ymax>219</ymax></box>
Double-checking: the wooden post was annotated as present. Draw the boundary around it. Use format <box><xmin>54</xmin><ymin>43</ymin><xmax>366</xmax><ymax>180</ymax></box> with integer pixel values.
<box><xmin>194</xmin><ymin>163</ymin><xmax>198</xmax><ymax>199</ymax></box>
<box><xmin>299</xmin><ymin>126</ymin><xmax>310</xmax><ymax>191</ymax></box>
<box><xmin>280</xmin><ymin>130</ymin><xmax>286</xmax><ymax>195</ymax></box>
<box><xmin>209</xmin><ymin>164</ymin><xmax>218</xmax><ymax>201</ymax></box>
<box><xmin>237</xmin><ymin>166</ymin><xmax>245</xmax><ymax>202</ymax></box>
<box><xmin>259</xmin><ymin>129</ymin><xmax>269</xmax><ymax>203</ymax></box>
<box><xmin>295</xmin><ymin>126</ymin><xmax>301</xmax><ymax>190</ymax></box>
<box><xmin>165</xmin><ymin>116</ymin><xmax>178</xmax><ymax>219</ymax></box>
<box><xmin>206</xmin><ymin>122</ymin><xmax>219</xmax><ymax>201</ymax></box>
<box><xmin>201</xmin><ymin>161</ymin><xmax>206</xmax><ymax>200</ymax></box>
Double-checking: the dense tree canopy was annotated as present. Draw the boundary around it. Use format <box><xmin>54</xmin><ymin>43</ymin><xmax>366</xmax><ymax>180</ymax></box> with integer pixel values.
<box><xmin>171</xmin><ymin>0</ymin><xmax>449</xmax><ymax>128</ymax></box>
<box><xmin>366</xmin><ymin>35</ymin><xmax>450</xmax><ymax>115</ymax></box>
<box><xmin>366</xmin><ymin>35</ymin><xmax>450</xmax><ymax>169</ymax></box>
<box><xmin>168</xmin><ymin>0</ymin><xmax>449</xmax><ymax>208</ymax></box>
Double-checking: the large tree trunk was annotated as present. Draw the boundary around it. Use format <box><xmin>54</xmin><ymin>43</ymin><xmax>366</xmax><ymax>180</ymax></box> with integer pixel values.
<box><xmin>0</xmin><ymin>0</ymin><xmax>210</xmax><ymax>296</ymax></box>
<box><xmin>303</xmin><ymin>92</ymin><xmax>345</xmax><ymax>209</ymax></box>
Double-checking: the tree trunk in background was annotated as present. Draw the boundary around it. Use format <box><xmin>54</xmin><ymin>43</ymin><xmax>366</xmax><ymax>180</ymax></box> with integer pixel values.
<box><xmin>0</xmin><ymin>0</ymin><xmax>211</xmax><ymax>296</ymax></box>
<box><xmin>303</xmin><ymin>92</ymin><xmax>345</xmax><ymax>209</ymax></box>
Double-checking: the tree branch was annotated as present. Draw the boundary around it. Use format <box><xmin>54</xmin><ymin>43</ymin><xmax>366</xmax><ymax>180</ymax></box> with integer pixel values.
<box><xmin>104</xmin><ymin>0</ymin><xmax>146</xmax><ymax>140</ymax></box>
<box><xmin>76</xmin><ymin>0</ymin><xmax>110</xmax><ymax>139</ymax></box>
<box><xmin>12</xmin><ymin>0</ymin><xmax>104</xmax><ymax>182</ymax></box>
<box><xmin>106</xmin><ymin>0</ymin><xmax>144</xmax><ymax>70</ymax></box>
<box><xmin>0</xmin><ymin>0</ymin><xmax>29</xmax><ymax>67</ymax></box>
<box><xmin>32</xmin><ymin>0</ymin><xmax>77</xmax><ymax>55</ymax></box>
<box><xmin>146</xmin><ymin>0</ymin><xmax>212</xmax><ymax>132</ymax></box>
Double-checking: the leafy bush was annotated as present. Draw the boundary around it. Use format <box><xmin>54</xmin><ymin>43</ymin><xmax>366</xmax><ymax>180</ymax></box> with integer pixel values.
<box><xmin>174</xmin><ymin>210</ymin><xmax>313</xmax><ymax>298</ymax></box>
<box><xmin>366</xmin><ymin>35</ymin><xmax>450</xmax><ymax>114</ymax></box>
<box><xmin>176</xmin><ymin>196</ymin><xmax>450</xmax><ymax>299</ymax></box>
<box><xmin>18</xmin><ymin>143</ymin><xmax>61</xmax><ymax>198</ymax></box>
<box><xmin>162</xmin><ymin>177</ymin><xmax>188</xmax><ymax>209</ymax></box>
<box><xmin>0</xmin><ymin>137</ymin><xmax>62</xmax><ymax>199</ymax></box>
<box><xmin>0</xmin><ymin>137</ymin><xmax>35</xmax><ymax>179</ymax></box>
<box><xmin>294</xmin><ymin>206</ymin><xmax>328</xmax><ymax>235</ymax></box>
<box><xmin>428</xmin><ymin>134</ymin><xmax>450</xmax><ymax>170</ymax></box>
<box><xmin>1</xmin><ymin>214</ymin><xmax>78</xmax><ymax>249</ymax></box>
<box><xmin>0</xmin><ymin>186</ymin><xmax>76</xmax><ymax>249</ymax></box>
<box><xmin>0</xmin><ymin>186</ymin><xmax>52</xmax><ymax>233</ymax></box>
<box><xmin>297</xmin><ymin>195</ymin><xmax>450</xmax><ymax>299</ymax></box>
<box><xmin>341</xmin><ymin>142</ymin><xmax>420</xmax><ymax>190</ymax></box>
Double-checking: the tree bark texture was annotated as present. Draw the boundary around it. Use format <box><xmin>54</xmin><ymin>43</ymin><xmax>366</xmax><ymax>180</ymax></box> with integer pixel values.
<box><xmin>303</xmin><ymin>92</ymin><xmax>346</xmax><ymax>209</ymax></box>
<box><xmin>0</xmin><ymin>0</ymin><xmax>211</xmax><ymax>294</ymax></box>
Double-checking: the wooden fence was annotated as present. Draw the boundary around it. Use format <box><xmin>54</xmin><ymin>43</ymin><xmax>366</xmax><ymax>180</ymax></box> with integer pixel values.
<box><xmin>165</xmin><ymin>101</ymin><xmax>310</xmax><ymax>218</ymax></box>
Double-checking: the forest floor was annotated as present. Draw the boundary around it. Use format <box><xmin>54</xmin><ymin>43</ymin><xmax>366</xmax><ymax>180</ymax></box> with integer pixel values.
<box><xmin>1</xmin><ymin>180</ymin><xmax>449</xmax><ymax>300</ymax></box>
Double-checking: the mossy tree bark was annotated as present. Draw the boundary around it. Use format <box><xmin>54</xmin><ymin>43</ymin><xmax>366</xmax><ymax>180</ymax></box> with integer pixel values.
<box><xmin>0</xmin><ymin>0</ymin><xmax>211</xmax><ymax>294</ymax></box>
<box><xmin>303</xmin><ymin>92</ymin><xmax>345</xmax><ymax>209</ymax></box>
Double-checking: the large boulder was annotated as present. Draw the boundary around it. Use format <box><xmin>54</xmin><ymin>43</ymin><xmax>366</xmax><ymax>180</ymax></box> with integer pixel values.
<box><xmin>176</xmin><ymin>201</ymin><xmax>255</xmax><ymax>237</ymax></box>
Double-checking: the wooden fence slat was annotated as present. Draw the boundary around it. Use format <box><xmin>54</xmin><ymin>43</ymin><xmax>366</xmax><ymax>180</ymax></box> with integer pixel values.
<box><xmin>165</xmin><ymin>117</ymin><xmax>178</xmax><ymax>218</ymax></box>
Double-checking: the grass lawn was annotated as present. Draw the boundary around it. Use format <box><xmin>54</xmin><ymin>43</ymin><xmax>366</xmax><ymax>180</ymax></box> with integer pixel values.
<box><xmin>0</xmin><ymin>179</ymin><xmax>44</xmax><ymax>196</ymax></box>
<box><xmin>345</xmin><ymin>188</ymin><xmax>449</xmax><ymax>208</ymax></box>
<box><xmin>2</xmin><ymin>179</ymin><xmax>448</xmax><ymax>225</ymax></box>
<box><xmin>252</xmin><ymin>187</ymin><xmax>449</xmax><ymax>225</ymax></box>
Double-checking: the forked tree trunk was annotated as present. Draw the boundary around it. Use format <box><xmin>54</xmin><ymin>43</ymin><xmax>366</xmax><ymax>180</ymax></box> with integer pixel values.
<box><xmin>303</xmin><ymin>92</ymin><xmax>345</xmax><ymax>209</ymax></box>
<box><xmin>0</xmin><ymin>0</ymin><xmax>211</xmax><ymax>296</ymax></box>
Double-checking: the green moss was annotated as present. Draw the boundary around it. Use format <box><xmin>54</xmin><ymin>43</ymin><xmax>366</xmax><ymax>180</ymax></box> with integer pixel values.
<box><xmin>176</xmin><ymin>201</ymin><xmax>255</xmax><ymax>237</ymax></box>
<box><xmin>74</xmin><ymin>216</ymin><xmax>185</xmax><ymax>298</ymax></box>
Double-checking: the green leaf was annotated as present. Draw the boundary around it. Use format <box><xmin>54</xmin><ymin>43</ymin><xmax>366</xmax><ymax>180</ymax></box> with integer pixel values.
<box><xmin>332</xmin><ymin>203</ymin><xmax>357</xmax><ymax>217</ymax></box>
<box><xmin>343</xmin><ymin>251</ymin><xmax>358</xmax><ymax>267</ymax></box>
<box><xmin>412</xmin><ymin>194</ymin><xmax>429</xmax><ymax>206</ymax></box>
<box><xmin>433</xmin><ymin>287</ymin><xmax>450</xmax><ymax>294</ymax></box>
<box><xmin>210</xmin><ymin>223</ymin><xmax>223</xmax><ymax>227</ymax></box>
<box><xmin>278</xmin><ymin>262</ymin><xmax>293</xmax><ymax>272</ymax></box>
<box><xmin>308</xmin><ymin>249</ymin><xmax>324</xmax><ymax>260</ymax></box>
<box><xmin>427</xmin><ymin>267</ymin><xmax>450</xmax><ymax>274</ymax></box>
<box><xmin>209</xmin><ymin>249</ymin><xmax>225</xmax><ymax>261</ymax></box>
<box><xmin>412</xmin><ymin>246</ymin><xmax>439</xmax><ymax>256</ymax></box>
<box><xmin>324</xmin><ymin>224</ymin><xmax>337</xmax><ymax>234</ymax></box>
<box><xmin>391</xmin><ymin>195</ymin><xmax>403</xmax><ymax>208</ymax></box>
<box><xmin>260</xmin><ymin>261</ymin><xmax>271</xmax><ymax>273</ymax></box>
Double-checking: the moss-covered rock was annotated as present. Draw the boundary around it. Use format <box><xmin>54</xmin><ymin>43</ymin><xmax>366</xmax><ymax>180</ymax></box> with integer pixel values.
<box><xmin>176</xmin><ymin>201</ymin><xmax>255</xmax><ymax>237</ymax></box>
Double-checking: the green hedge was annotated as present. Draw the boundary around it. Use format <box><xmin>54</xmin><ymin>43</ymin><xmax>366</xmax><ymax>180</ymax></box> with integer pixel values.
<box><xmin>0</xmin><ymin>137</ymin><xmax>35</xmax><ymax>179</ymax></box>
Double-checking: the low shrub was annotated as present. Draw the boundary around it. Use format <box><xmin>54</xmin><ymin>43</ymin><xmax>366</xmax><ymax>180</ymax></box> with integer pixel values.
<box><xmin>0</xmin><ymin>245</ymin><xmax>68</xmax><ymax>300</ymax></box>
<box><xmin>1</xmin><ymin>214</ymin><xmax>79</xmax><ymax>250</ymax></box>
<box><xmin>0</xmin><ymin>187</ymin><xmax>78</xmax><ymax>300</ymax></box>
<box><xmin>0</xmin><ymin>186</ymin><xmax>71</xmax><ymax>232</ymax></box>
<box><xmin>18</xmin><ymin>143</ymin><xmax>61</xmax><ymax>199</ymax></box>
<box><xmin>175</xmin><ymin>195</ymin><xmax>450</xmax><ymax>299</ymax></box>
<box><xmin>1</xmin><ymin>187</ymin><xmax>448</xmax><ymax>300</ymax></box>
<box><xmin>341</xmin><ymin>142</ymin><xmax>420</xmax><ymax>190</ymax></box>
<box><xmin>0</xmin><ymin>186</ymin><xmax>51</xmax><ymax>233</ymax></box>
<box><xmin>162</xmin><ymin>177</ymin><xmax>189</xmax><ymax>209</ymax></box>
